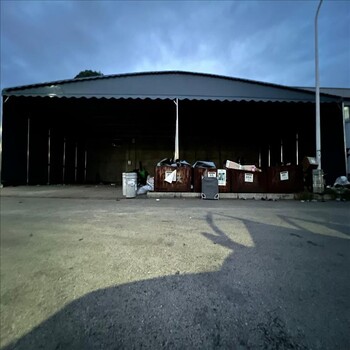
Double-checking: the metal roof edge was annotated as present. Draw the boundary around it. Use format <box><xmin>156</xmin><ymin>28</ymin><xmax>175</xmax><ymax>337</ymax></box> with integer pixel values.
<box><xmin>1</xmin><ymin>94</ymin><xmax>334</xmax><ymax>104</ymax></box>
<box><xmin>1</xmin><ymin>70</ymin><xmax>343</xmax><ymax>103</ymax></box>
<box><xmin>0</xmin><ymin>70</ymin><xmax>318</xmax><ymax>93</ymax></box>
<box><xmin>294</xmin><ymin>86</ymin><xmax>350</xmax><ymax>100</ymax></box>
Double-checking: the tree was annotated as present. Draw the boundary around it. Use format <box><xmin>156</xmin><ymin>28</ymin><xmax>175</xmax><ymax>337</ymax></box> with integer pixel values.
<box><xmin>74</xmin><ymin>70</ymin><xmax>103</xmax><ymax>79</ymax></box>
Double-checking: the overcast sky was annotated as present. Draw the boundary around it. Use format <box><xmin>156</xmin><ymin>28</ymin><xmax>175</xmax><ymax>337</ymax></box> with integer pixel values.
<box><xmin>1</xmin><ymin>0</ymin><xmax>349</xmax><ymax>90</ymax></box>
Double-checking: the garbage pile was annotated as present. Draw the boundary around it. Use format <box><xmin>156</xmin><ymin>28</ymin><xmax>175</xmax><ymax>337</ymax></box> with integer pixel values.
<box><xmin>156</xmin><ymin>158</ymin><xmax>191</xmax><ymax>167</ymax></box>
<box><xmin>331</xmin><ymin>176</ymin><xmax>350</xmax><ymax>201</ymax></box>
<box><xmin>137</xmin><ymin>175</ymin><xmax>154</xmax><ymax>195</ymax></box>
<box><xmin>225</xmin><ymin>160</ymin><xmax>262</xmax><ymax>172</ymax></box>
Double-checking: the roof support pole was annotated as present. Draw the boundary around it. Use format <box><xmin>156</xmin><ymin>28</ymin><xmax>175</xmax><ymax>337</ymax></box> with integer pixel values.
<box><xmin>280</xmin><ymin>138</ymin><xmax>284</xmax><ymax>164</ymax></box>
<box><xmin>74</xmin><ymin>141</ymin><xmax>78</xmax><ymax>183</ymax></box>
<box><xmin>258</xmin><ymin>148</ymin><xmax>261</xmax><ymax>168</ymax></box>
<box><xmin>315</xmin><ymin>0</ymin><xmax>323</xmax><ymax>169</ymax></box>
<box><xmin>342</xmin><ymin>102</ymin><xmax>348</xmax><ymax>177</ymax></box>
<box><xmin>62</xmin><ymin>137</ymin><xmax>66</xmax><ymax>184</ymax></box>
<box><xmin>26</xmin><ymin>117</ymin><xmax>31</xmax><ymax>185</ymax></box>
<box><xmin>84</xmin><ymin>148</ymin><xmax>87</xmax><ymax>183</ymax></box>
<box><xmin>0</xmin><ymin>97</ymin><xmax>6</xmax><ymax>187</ymax></box>
<box><xmin>47</xmin><ymin>128</ymin><xmax>51</xmax><ymax>185</ymax></box>
<box><xmin>296</xmin><ymin>133</ymin><xmax>299</xmax><ymax>165</ymax></box>
<box><xmin>174</xmin><ymin>98</ymin><xmax>179</xmax><ymax>161</ymax></box>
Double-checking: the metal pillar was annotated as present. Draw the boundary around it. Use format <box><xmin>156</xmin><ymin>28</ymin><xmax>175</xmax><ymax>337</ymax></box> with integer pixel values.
<box><xmin>62</xmin><ymin>137</ymin><xmax>66</xmax><ymax>184</ymax></box>
<box><xmin>280</xmin><ymin>139</ymin><xmax>284</xmax><ymax>164</ymax></box>
<box><xmin>74</xmin><ymin>141</ymin><xmax>78</xmax><ymax>183</ymax></box>
<box><xmin>174</xmin><ymin>98</ymin><xmax>179</xmax><ymax>161</ymax></box>
<box><xmin>47</xmin><ymin>128</ymin><xmax>51</xmax><ymax>184</ymax></box>
<box><xmin>258</xmin><ymin>148</ymin><xmax>262</xmax><ymax>168</ymax></box>
<box><xmin>342</xmin><ymin>102</ymin><xmax>348</xmax><ymax>177</ymax></box>
<box><xmin>26</xmin><ymin>117</ymin><xmax>31</xmax><ymax>185</ymax></box>
<box><xmin>315</xmin><ymin>0</ymin><xmax>323</xmax><ymax>169</ymax></box>
<box><xmin>296</xmin><ymin>133</ymin><xmax>299</xmax><ymax>165</ymax></box>
<box><xmin>84</xmin><ymin>149</ymin><xmax>87</xmax><ymax>183</ymax></box>
<box><xmin>0</xmin><ymin>97</ymin><xmax>7</xmax><ymax>187</ymax></box>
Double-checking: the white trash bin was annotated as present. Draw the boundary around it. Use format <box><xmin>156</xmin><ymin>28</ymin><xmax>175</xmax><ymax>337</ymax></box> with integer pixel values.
<box><xmin>125</xmin><ymin>172</ymin><xmax>137</xmax><ymax>198</ymax></box>
<box><xmin>122</xmin><ymin>172</ymin><xmax>127</xmax><ymax>196</ymax></box>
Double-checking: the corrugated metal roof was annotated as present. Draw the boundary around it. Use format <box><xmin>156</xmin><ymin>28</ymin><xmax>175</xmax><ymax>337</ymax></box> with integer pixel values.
<box><xmin>1</xmin><ymin>70</ymin><xmax>342</xmax><ymax>103</ymax></box>
<box><xmin>295</xmin><ymin>86</ymin><xmax>350</xmax><ymax>100</ymax></box>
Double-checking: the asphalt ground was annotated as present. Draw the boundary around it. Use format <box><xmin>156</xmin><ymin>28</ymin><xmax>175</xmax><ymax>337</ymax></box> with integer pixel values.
<box><xmin>0</xmin><ymin>186</ymin><xmax>349</xmax><ymax>349</ymax></box>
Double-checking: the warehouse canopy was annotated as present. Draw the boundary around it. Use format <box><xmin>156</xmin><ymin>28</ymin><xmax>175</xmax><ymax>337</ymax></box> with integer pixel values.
<box><xmin>1</xmin><ymin>70</ymin><xmax>342</xmax><ymax>103</ymax></box>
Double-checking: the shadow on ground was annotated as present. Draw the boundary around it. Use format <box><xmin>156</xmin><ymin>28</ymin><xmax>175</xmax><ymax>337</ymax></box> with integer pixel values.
<box><xmin>3</xmin><ymin>212</ymin><xmax>350</xmax><ymax>350</ymax></box>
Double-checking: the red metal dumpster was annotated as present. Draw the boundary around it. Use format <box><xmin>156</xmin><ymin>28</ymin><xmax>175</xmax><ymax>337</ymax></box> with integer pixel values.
<box><xmin>230</xmin><ymin>169</ymin><xmax>267</xmax><ymax>193</ymax></box>
<box><xmin>267</xmin><ymin>165</ymin><xmax>303</xmax><ymax>193</ymax></box>
<box><xmin>192</xmin><ymin>167</ymin><xmax>217</xmax><ymax>192</ymax></box>
<box><xmin>192</xmin><ymin>168</ymin><xmax>231</xmax><ymax>193</ymax></box>
<box><xmin>154</xmin><ymin>165</ymin><xmax>192</xmax><ymax>192</ymax></box>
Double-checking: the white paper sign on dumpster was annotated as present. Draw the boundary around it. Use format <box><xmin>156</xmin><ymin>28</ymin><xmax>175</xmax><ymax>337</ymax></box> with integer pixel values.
<box><xmin>280</xmin><ymin>171</ymin><xmax>289</xmax><ymax>181</ymax></box>
<box><xmin>165</xmin><ymin>170</ymin><xmax>177</xmax><ymax>183</ymax></box>
<box><xmin>245</xmin><ymin>173</ymin><xmax>254</xmax><ymax>183</ymax></box>
<box><xmin>217</xmin><ymin>169</ymin><xmax>226</xmax><ymax>186</ymax></box>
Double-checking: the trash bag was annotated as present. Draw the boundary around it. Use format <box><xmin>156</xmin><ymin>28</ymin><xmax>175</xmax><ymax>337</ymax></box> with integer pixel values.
<box><xmin>333</xmin><ymin>176</ymin><xmax>350</xmax><ymax>188</ymax></box>
<box><xmin>136</xmin><ymin>176</ymin><xmax>154</xmax><ymax>195</ymax></box>
<box><xmin>156</xmin><ymin>158</ymin><xmax>191</xmax><ymax>167</ymax></box>
<box><xmin>137</xmin><ymin>185</ymin><xmax>153</xmax><ymax>195</ymax></box>
<box><xmin>192</xmin><ymin>160</ymin><xmax>216</xmax><ymax>168</ymax></box>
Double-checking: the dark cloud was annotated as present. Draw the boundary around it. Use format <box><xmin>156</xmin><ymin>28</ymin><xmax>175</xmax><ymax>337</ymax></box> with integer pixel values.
<box><xmin>1</xmin><ymin>0</ymin><xmax>349</xmax><ymax>89</ymax></box>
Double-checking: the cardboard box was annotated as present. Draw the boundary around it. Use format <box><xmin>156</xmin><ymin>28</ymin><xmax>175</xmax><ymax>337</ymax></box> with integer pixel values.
<box><xmin>225</xmin><ymin>160</ymin><xmax>242</xmax><ymax>170</ymax></box>
<box><xmin>302</xmin><ymin>156</ymin><xmax>318</xmax><ymax>172</ymax></box>
<box><xmin>225</xmin><ymin>160</ymin><xmax>261</xmax><ymax>172</ymax></box>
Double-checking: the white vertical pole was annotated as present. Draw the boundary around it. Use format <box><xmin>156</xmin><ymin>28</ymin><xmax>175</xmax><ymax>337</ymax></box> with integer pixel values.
<box><xmin>258</xmin><ymin>148</ymin><xmax>261</xmax><ymax>168</ymax></box>
<box><xmin>315</xmin><ymin>0</ymin><xmax>323</xmax><ymax>169</ymax></box>
<box><xmin>342</xmin><ymin>103</ymin><xmax>348</xmax><ymax>177</ymax></box>
<box><xmin>174</xmin><ymin>98</ymin><xmax>179</xmax><ymax>161</ymax></box>
<box><xmin>296</xmin><ymin>133</ymin><xmax>299</xmax><ymax>165</ymax></box>
<box><xmin>62</xmin><ymin>137</ymin><xmax>66</xmax><ymax>184</ymax></box>
<box><xmin>74</xmin><ymin>141</ymin><xmax>78</xmax><ymax>183</ymax></box>
<box><xmin>26</xmin><ymin>117</ymin><xmax>31</xmax><ymax>185</ymax></box>
<box><xmin>84</xmin><ymin>149</ymin><xmax>87</xmax><ymax>183</ymax></box>
<box><xmin>47</xmin><ymin>128</ymin><xmax>51</xmax><ymax>184</ymax></box>
<box><xmin>0</xmin><ymin>97</ymin><xmax>7</xmax><ymax>187</ymax></box>
<box><xmin>280</xmin><ymin>138</ymin><xmax>283</xmax><ymax>164</ymax></box>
